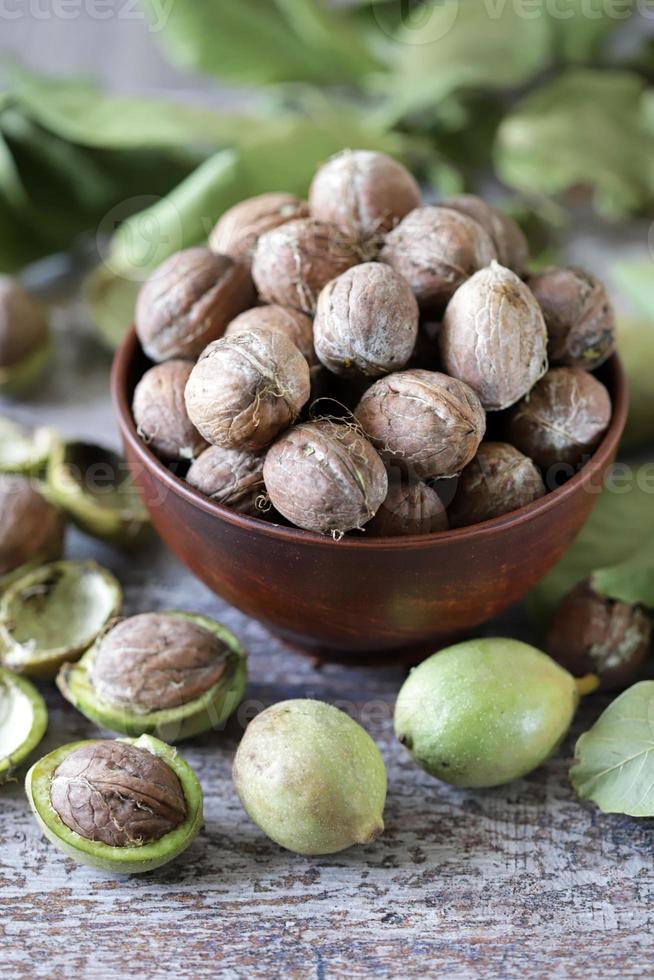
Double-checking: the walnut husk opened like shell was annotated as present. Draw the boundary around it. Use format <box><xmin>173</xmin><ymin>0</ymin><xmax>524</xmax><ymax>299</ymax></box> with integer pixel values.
<box><xmin>314</xmin><ymin>262</ymin><xmax>418</xmax><ymax>378</ymax></box>
<box><xmin>186</xmin><ymin>445</ymin><xmax>265</xmax><ymax>515</ymax></box>
<box><xmin>379</xmin><ymin>205</ymin><xmax>497</xmax><ymax>313</ymax></box>
<box><xmin>132</xmin><ymin>360</ymin><xmax>208</xmax><ymax>461</ymax></box>
<box><xmin>136</xmin><ymin>247</ymin><xmax>255</xmax><ymax>362</ymax></box>
<box><xmin>209</xmin><ymin>192</ymin><xmax>309</xmax><ymax>263</ymax></box>
<box><xmin>263</xmin><ymin>419</ymin><xmax>388</xmax><ymax>534</ymax></box>
<box><xmin>184</xmin><ymin>329</ymin><xmax>311</xmax><ymax>451</ymax></box>
<box><xmin>355</xmin><ymin>369</ymin><xmax>486</xmax><ymax>480</ymax></box>
<box><xmin>449</xmin><ymin>442</ymin><xmax>546</xmax><ymax>528</ymax></box>
<box><xmin>440</xmin><ymin>261</ymin><xmax>548</xmax><ymax>411</ymax></box>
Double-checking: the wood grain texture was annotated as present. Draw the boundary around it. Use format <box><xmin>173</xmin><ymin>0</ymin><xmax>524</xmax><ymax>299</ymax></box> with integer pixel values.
<box><xmin>0</xmin><ymin>292</ymin><xmax>652</xmax><ymax>979</ymax></box>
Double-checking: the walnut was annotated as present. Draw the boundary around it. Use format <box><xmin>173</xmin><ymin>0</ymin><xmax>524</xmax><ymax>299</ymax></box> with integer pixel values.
<box><xmin>440</xmin><ymin>261</ymin><xmax>548</xmax><ymax>410</ymax></box>
<box><xmin>366</xmin><ymin>477</ymin><xmax>448</xmax><ymax>537</ymax></box>
<box><xmin>379</xmin><ymin>205</ymin><xmax>497</xmax><ymax>313</ymax></box>
<box><xmin>263</xmin><ymin>419</ymin><xmax>388</xmax><ymax>534</ymax></box>
<box><xmin>225</xmin><ymin>304</ymin><xmax>317</xmax><ymax>366</ymax></box>
<box><xmin>184</xmin><ymin>329</ymin><xmax>310</xmax><ymax>451</ymax></box>
<box><xmin>135</xmin><ymin>247</ymin><xmax>255</xmax><ymax>362</ymax></box>
<box><xmin>528</xmin><ymin>266</ymin><xmax>616</xmax><ymax>371</ymax></box>
<box><xmin>0</xmin><ymin>276</ymin><xmax>48</xmax><ymax>369</ymax></box>
<box><xmin>355</xmin><ymin>369</ymin><xmax>486</xmax><ymax>480</ymax></box>
<box><xmin>186</xmin><ymin>445</ymin><xmax>265</xmax><ymax>515</ymax></box>
<box><xmin>0</xmin><ymin>475</ymin><xmax>64</xmax><ymax>576</ymax></box>
<box><xmin>505</xmin><ymin>367</ymin><xmax>612</xmax><ymax>471</ymax></box>
<box><xmin>440</xmin><ymin>194</ymin><xmax>529</xmax><ymax>275</ymax></box>
<box><xmin>314</xmin><ymin>262</ymin><xmax>418</xmax><ymax>378</ymax></box>
<box><xmin>208</xmin><ymin>193</ymin><xmax>308</xmax><ymax>263</ymax></box>
<box><xmin>449</xmin><ymin>442</ymin><xmax>546</xmax><ymax>528</ymax></box>
<box><xmin>132</xmin><ymin>360</ymin><xmax>208</xmax><ymax>461</ymax></box>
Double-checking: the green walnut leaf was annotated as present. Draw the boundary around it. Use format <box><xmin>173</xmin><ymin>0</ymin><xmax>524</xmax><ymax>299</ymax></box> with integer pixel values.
<box><xmin>592</xmin><ymin>547</ymin><xmax>654</xmax><ymax>608</ymax></box>
<box><xmin>382</xmin><ymin>0</ymin><xmax>551</xmax><ymax>121</ymax></box>
<box><xmin>496</xmin><ymin>69</ymin><xmax>654</xmax><ymax>218</ymax></box>
<box><xmin>570</xmin><ymin>681</ymin><xmax>654</xmax><ymax>816</ymax></box>
<box><xmin>612</xmin><ymin>262</ymin><xmax>654</xmax><ymax>450</ymax></box>
<box><xmin>548</xmin><ymin>0</ymin><xmax>630</xmax><ymax>62</ymax></box>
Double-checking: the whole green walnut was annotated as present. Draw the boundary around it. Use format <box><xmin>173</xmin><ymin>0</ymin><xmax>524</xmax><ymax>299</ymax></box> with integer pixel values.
<box><xmin>0</xmin><ymin>277</ymin><xmax>50</xmax><ymax>394</ymax></box>
<box><xmin>394</xmin><ymin>638</ymin><xmax>579</xmax><ymax>787</ymax></box>
<box><xmin>186</xmin><ymin>445</ymin><xmax>265</xmax><ymax>515</ymax></box>
<box><xmin>224</xmin><ymin>305</ymin><xmax>317</xmax><ymax>367</ymax></box>
<box><xmin>233</xmin><ymin>699</ymin><xmax>387</xmax><ymax>855</ymax></box>
<box><xmin>355</xmin><ymin>369</ymin><xmax>486</xmax><ymax>480</ymax></box>
<box><xmin>309</xmin><ymin>149</ymin><xmax>421</xmax><ymax>247</ymax></box>
<box><xmin>366</xmin><ymin>477</ymin><xmax>449</xmax><ymax>537</ymax></box>
<box><xmin>184</xmin><ymin>329</ymin><xmax>311</xmax><ymax>451</ymax></box>
<box><xmin>449</xmin><ymin>442</ymin><xmax>545</xmax><ymax>528</ymax></box>
<box><xmin>440</xmin><ymin>262</ymin><xmax>548</xmax><ymax>411</ymax></box>
<box><xmin>379</xmin><ymin>205</ymin><xmax>497</xmax><ymax>313</ymax></box>
<box><xmin>133</xmin><ymin>360</ymin><xmax>208</xmax><ymax>461</ymax></box>
<box><xmin>439</xmin><ymin>195</ymin><xmax>529</xmax><ymax>275</ymax></box>
<box><xmin>209</xmin><ymin>193</ymin><xmax>309</xmax><ymax>263</ymax></box>
<box><xmin>0</xmin><ymin>475</ymin><xmax>64</xmax><ymax>577</ymax></box>
<box><xmin>263</xmin><ymin>419</ymin><xmax>388</xmax><ymax>535</ymax></box>
<box><xmin>314</xmin><ymin>262</ymin><xmax>419</xmax><ymax>378</ymax></box>
<box><xmin>505</xmin><ymin>368</ymin><xmax>612</xmax><ymax>472</ymax></box>
<box><xmin>528</xmin><ymin>266</ymin><xmax>615</xmax><ymax>371</ymax></box>
<box><xmin>546</xmin><ymin>581</ymin><xmax>652</xmax><ymax>691</ymax></box>
<box><xmin>136</xmin><ymin>247</ymin><xmax>255</xmax><ymax>362</ymax></box>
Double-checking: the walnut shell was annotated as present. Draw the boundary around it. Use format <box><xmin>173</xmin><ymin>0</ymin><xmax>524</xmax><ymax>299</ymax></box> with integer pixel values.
<box><xmin>546</xmin><ymin>581</ymin><xmax>652</xmax><ymax>691</ymax></box>
<box><xmin>309</xmin><ymin>149</ymin><xmax>421</xmax><ymax>245</ymax></box>
<box><xmin>225</xmin><ymin>305</ymin><xmax>317</xmax><ymax>366</ymax></box>
<box><xmin>251</xmin><ymin>218</ymin><xmax>361</xmax><ymax>314</ymax></box>
<box><xmin>135</xmin><ymin>247</ymin><xmax>255</xmax><ymax>362</ymax></box>
<box><xmin>90</xmin><ymin>613</ymin><xmax>230</xmax><ymax>711</ymax></box>
<box><xmin>505</xmin><ymin>367</ymin><xmax>612</xmax><ymax>471</ymax></box>
<box><xmin>184</xmin><ymin>329</ymin><xmax>310</xmax><ymax>451</ymax></box>
<box><xmin>186</xmin><ymin>445</ymin><xmax>265</xmax><ymax>515</ymax></box>
<box><xmin>0</xmin><ymin>475</ymin><xmax>64</xmax><ymax>576</ymax></box>
<box><xmin>379</xmin><ymin>205</ymin><xmax>497</xmax><ymax>313</ymax></box>
<box><xmin>449</xmin><ymin>442</ymin><xmax>546</xmax><ymax>528</ymax></box>
<box><xmin>366</xmin><ymin>478</ymin><xmax>448</xmax><ymax>537</ymax></box>
<box><xmin>440</xmin><ymin>195</ymin><xmax>529</xmax><ymax>275</ymax></box>
<box><xmin>314</xmin><ymin>262</ymin><xmax>418</xmax><ymax>378</ymax></box>
<box><xmin>263</xmin><ymin>419</ymin><xmax>388</xmax><ymax>534</ymax></box>
<box><xmin>50</xmin><ymin>741</ymin><xmax>187</xmax><ymax>846</ymax></box>
<box><xmin>132</xmin><ymin>360</ymin><xmax>208</xmax><ymax>461</ymax></box>
<box><xmin>528</xmin><ymin>266</ymin><xmax>616</xmax><ymax>371</ymax></box>
<box><xmin>0</xmin><ymin>277</ymin><xmax>49</xmax><ymax>369</ymax></box>
<box><xmin>440</xmin><ymin>261</ymin><xmax>548</xmax><ymax>411</ymax></box>
<box><xmin>355</xmin><ymin>369</ymin><xmax>486</xmax><ymax>480</ymax></box>
<box><xmin>208</xmin><ymin>193</ymin><xmax>308</xmax><ymax>263</ymax></box>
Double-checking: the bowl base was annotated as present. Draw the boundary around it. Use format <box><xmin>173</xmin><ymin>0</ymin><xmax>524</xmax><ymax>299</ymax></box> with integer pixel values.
<box><xmin>269</xmin><ymin>627</ymin><xmax>468</xmax><ymax>668</ymax></box>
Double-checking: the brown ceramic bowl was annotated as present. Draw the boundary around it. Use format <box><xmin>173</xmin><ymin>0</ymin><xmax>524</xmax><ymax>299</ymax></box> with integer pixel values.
<box><xmin>112</xmin><ymin>328</ymin><xmax>628</xmax><ymax>661</ymax></box>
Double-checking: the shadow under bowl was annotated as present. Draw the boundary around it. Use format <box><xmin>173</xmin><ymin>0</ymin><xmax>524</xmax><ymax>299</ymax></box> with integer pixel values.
<box><xmin>112</xmin><ymin>329</ymin><xmax>628</xmax><ymax>663</ymax></box>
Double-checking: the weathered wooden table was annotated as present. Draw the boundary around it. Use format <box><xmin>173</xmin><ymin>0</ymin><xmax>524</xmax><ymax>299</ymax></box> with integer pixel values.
<box><xmin>1</xmin><ymin>291</ymin><xmax>652</xmax><ymax>979</ymax></box>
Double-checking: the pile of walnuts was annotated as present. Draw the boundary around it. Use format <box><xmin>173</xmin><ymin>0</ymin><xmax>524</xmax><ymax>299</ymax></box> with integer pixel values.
<box><xmin>133</xmin><ymin>149</ymin><xmax>615</xmax><ymax>537</ymax></box>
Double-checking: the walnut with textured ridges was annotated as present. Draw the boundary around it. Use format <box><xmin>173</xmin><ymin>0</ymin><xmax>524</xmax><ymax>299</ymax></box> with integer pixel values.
<box><xmin>132</xmin><ymin>360</ymin><xmax>207</xmax><ymax>461</ymax></box>
<box><xmin>379</xmin><ymin>205</ymin><xmax>497</xmax><ymax>313</ymax></box>
<box><xmin>440</xmin><ymin>261</ymin><xmax>548</xmax><ymax>411</ymax></box>
<box><xmin>135</xmin><ymin>247</ymin><xmax>255</xmax><ymax>362</ymax></box>
<box><xmin>90</xmin><ymin>613</ymin><xmax>230</xmax><ymax>711</ymax></box>
<box><xmin>263</xmin><ymin>419</ymin><xmax>388</xmax><ymax>534</ymax></box>
<box><xmin>0</xmin><ymin>475</ymin><xmax>64</xmax><ymax>575</ymax></box>
<box><xmin>547</xmin><ymin>581</ymin><xmax>652</xmax><ymax>691</ymax></box>
<box><xmin>252</xmin><ymin>218</ymin><xmax>361</xmax><ymax>315</ymax></box>
<box><xmin>185</xmin><ymin>329</ymin><xmax>310</xmax><ymax>451</ymax></box>
<box><xmin>505</xmin><ymin>368</ymin><xmax>611</xmax><ymax>471</ymax></box>
<box><xmin>314</xmin><ymin>263</ymin><xmax>418</xmax><ymax>378</ymax></box>
<box><xmin>0</xmin><ymin>277</ymin><xmax>48</xmax><ymax>370</ymax></box>
<box><xmin>366</xmin><ymin>478</ymin><xmax>449</xmax><ymax>537</ymax></box>
<box><xmin>186</xmin><ymin>445</ymin><xmax>265</xmax><ymax>515</ymax></box>
<box><xmin>209</xmin><ymin>193</ymin><xmax>308</xmax><ymax>263</ymax></box>
<box><xmin>449</xmin><ymin>442</ymin><xmax>546</xmax><ymax>528</ymax></box>
<box><xmin>225</xmin><ymin>305</ymin><xmax>317</xmax><ymax>366</ymax></box>
<box><xmin>50</xmin><ymin>741</ymin><xmax>187</xmax><ymax>847</ymax></box>
<box><xmin>309</xmin><ymin>149</ymin><xmax>420</xmax><ymax>247</ymax></box>
<box><xmin>355</xmin><ymin>369</ymin><xmax>486</xmax><ymax>480</ymax></box>
<box><xmin>528</xmin><ymin>266</ymin><xmax>616</xmax><ymax>371</ymax></box>
<box><xmin>440</xmin><ymin>195</ymin><xmax>529</xmax><ymax>275</ymax></box>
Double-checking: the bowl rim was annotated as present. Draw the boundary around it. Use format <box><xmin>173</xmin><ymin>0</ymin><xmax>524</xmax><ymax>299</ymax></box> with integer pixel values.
<box><xmin>112</xmin><ymin>327</ymin><xmax>629</xmax><ymax>552</ymax></box>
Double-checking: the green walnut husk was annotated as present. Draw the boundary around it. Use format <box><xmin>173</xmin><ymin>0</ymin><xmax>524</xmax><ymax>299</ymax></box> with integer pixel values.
<box><xmin>25</xmin><ymin>734</ymin><xmax>203</xmax><ymax>874</ymax></box>
<box><xmin>0</xmin><ymin>667</ymin><xmax>47</xmax><ymax>783</ymax></box>
<box><xmin>46</xmin><ymin>439</ymin><xmax>148</xmax><ymax>545</ymax></box>
<box><xmin>233</xmin><ymin>699</ymin><xmax>387</xmax><ymax>855</ymax></box>
<box><xmin>0</xmin><ymin>418</ymin><xmax>55</xmax><ymax>476</ymax></box>
<box><xmin>0</xmin><ymin>560</ymin><xmax>122</xmax><ymax>679</ymax></box>
<box><xmin>394</xmin><ymin>638</ymin><xmax>580</xmax><ymax>788</ymax></box>
<box><xmin>0</xmin><ymin>336</ymin><xmax>51</xmax><ymax>397</ymax></box>
<box><xmin>57</xmin><ymin>611</ymin><xmax>247</xmax><ymax>742</ymax></box>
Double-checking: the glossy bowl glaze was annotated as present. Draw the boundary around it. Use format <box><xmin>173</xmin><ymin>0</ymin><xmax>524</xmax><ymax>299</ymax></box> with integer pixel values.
<box><xmin>112</xmin><ymin>328</ymin><xmax>628</xmax><ymax>662</ymax></box>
